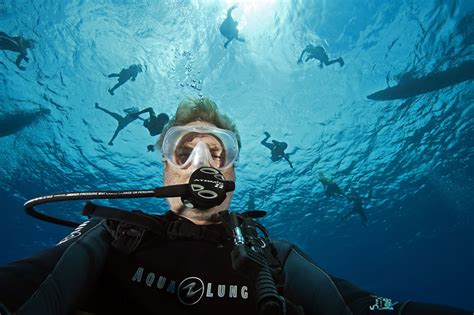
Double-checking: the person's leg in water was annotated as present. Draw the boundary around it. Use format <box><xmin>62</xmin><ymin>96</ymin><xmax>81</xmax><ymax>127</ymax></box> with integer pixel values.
<box><xmin>95</xmin><ymin>102</ymin><xmax>126</xmax><ymax>145</ymax></box>
<box><xmin>317</xmin><ymin>47</ymin><xmax>344</xmax><ymax>67</ymax></box>
<box><xmin>323</xmin><ymin>56</ymin><xmax>344</xmax><ymax>67</ymax></box>
<box><xmin>95</xmin><ymin>102</ymin><xmax>123</xmax><ymax>121</ymax></box>
<box><xmin>261</xmin><ymin>131</ymin><xmax>275</xmax><ymax>151</ymax></box>
<box><xmin>107</xmin><ymin>69</ymin><xmax>130</xmax><ymax>95</ymax></box>
<box><xmin>358</xmin><ymin>209</ymin><xmax>368</xmax><ymax>226</ymax></box>
<box><xmin>108</xmin><ymin>78</ymin><xmax>127</xmax><ymax>95</ymax></box>
<box><xmin>283</xmin><ymin>154</ymin><xmax>293</xmax><ymax>168</ymax></box>
<box><xmin>107</xmin><ymin>125</ymin><xmax>123</xmax><ymax>145</ymax></box>
<box><xmin>108</xmin><ymin>112</ymin><xmax>141</xmax><ymax>145</ymax></box>
<box><xmin>15</xmin><ymin>53</ymin><xmax>27</xmax><ymax>70</ymax></box>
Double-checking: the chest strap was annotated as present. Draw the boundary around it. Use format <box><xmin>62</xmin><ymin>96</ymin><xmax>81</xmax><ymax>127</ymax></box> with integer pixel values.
<box><xmin>83</xmin><ymin>202</ymin><xmax>231</xmax><ymax>254</ymax></box>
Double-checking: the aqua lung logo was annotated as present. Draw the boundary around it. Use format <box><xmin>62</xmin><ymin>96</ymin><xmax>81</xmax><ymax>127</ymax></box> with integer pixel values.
<box><xmin>56</xmin><ymin>220</ymin><xmax>90</xmax><ymax>245</ymax></box>
<box><xmin>178</xmin><ymin>277</ymin><xmax>205</xmax><ymax>305</ymax></box>
<box><xmin>369</xmin><ymin>296</ymin><xmax>398</xmax><ymax>310</ymax></box>
<box><xmin>131</xmin><ymin>267</ymin><xmax>249</xmax><ymax>305</ymax></box>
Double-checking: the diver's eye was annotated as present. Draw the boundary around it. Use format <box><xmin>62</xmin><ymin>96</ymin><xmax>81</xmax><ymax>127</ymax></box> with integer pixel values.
<box><xmin>175</xmin><ymin>148</ymin><xmax>192</xmax><ymax>164</ymax></box>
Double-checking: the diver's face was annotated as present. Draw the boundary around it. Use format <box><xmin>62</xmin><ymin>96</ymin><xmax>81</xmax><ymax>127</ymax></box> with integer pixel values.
<box><xmin>163</xmin><ymin>121</ymin><xmax>235</xmax><ymax>224</ymax></box>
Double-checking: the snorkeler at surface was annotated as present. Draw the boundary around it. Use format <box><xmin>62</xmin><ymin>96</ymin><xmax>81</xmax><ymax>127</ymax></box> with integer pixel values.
<box><xmin>95</xmin><ymin>102</ymin><xmax>149</xmax><ymax>145</ymax></box>
<box><xmin>0</xmin><ymin>32</ymin><xmax>34</xmax><ymax>70</ymax></box>
<box><xmin>137</xmin><ymin>108</ymin><xmax>170</xmax><ymax>137</ymax></box>
<box><xmin>137</xmin><ymin>108</ymin><xmax>170</xmax><ymax>152</ymax></box>
<box><xmin>297</xmin><ymin>44</ymin><xmax>344</xmax><ymax>68</ymax></box>
<box><xmin>318</xmin><ymin>171</ymin><xmax>347</xmax><ymax>198</ymax></box>
<box><xmin>107</xmin><ymin>64</ymin><xmax>143</xmax><ymax>95</ymax></box>
<box><xmin>343</xmin><ymin>188</ymin><xmax>371</xmax><ymax>226</ymax></box>
<box><xmin>219</xmin><ymin>4</ymin><xmax>245</xmax><ymax>49</ymax></box>
<box><xmin>261</xmin><ymin>131</ymin><xmax>294</xmax><ymax>168</ymax></box>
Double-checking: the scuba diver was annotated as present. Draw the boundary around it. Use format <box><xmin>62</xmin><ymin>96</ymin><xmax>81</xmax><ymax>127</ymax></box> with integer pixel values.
<box><xmin>107</xmin><ymin>64</ymin><xmax>143</xmax><ymax>95</ymax></box>
<box><xmin>343</xmin><ymin>188</ymin><xmax>371</xmax><ymax>226</ymax></box>
<box><xmin>318</xmin><ymin>171</ymin><xmax>347</xmax><ymax>198</ymax></box>
<box><xmin>0</xmin><ymin>98</ymin><xmax>472</xmax><ymax>315</ymax></box>
<box><xmin>261</xmin><ymin>131</ymin><xmax>294</xmax><ymax>168</ymax></box>
<box><xmin>0</xmin><ymin>31</ymin><xmax>34</xmax><ymax>70</ymax></box>
<box><xmin>95</xmin><ymin>102</ymin><xmax>150</xmax><ymax>145</ymax></box>
<box><xmin>219</xmin><ymin>4</ymin><xmax>245</xmax><ymax>49</ymax></box>
<box><xmin>297</xmin><ymin>44</ymin><xmax>344</xmax><ymax>68</ymax></box>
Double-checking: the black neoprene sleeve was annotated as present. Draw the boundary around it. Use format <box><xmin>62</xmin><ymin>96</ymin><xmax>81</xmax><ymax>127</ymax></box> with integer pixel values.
<box><xmin>276</xmin><ymin>241</ymin><xmax>473</xmax><ymax>315</ymax></box>
<box><xmin>0</xmin><ymin>243</ymin><xmax>68</xmax><ymax>312</ymax></box>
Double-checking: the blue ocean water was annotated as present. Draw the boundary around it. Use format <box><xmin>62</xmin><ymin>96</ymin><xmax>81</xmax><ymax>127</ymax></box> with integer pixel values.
<box><xmin>1</xmin><ymin>0</ymin><xmax>473</xmax><ymax>311</ymax></box>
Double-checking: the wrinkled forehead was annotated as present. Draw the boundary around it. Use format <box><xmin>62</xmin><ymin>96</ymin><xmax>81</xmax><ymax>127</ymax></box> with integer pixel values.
<box><xmin>184</xmin><ymin>121</ymin><xmax>216</xmax><ymax>128</ymax></box>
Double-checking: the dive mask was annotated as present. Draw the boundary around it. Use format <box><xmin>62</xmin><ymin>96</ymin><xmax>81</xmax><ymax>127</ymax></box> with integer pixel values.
<box><xmin>161</xmin><ymin>126</ymin><xmax>239</xmax><ymax>170</ymax></box>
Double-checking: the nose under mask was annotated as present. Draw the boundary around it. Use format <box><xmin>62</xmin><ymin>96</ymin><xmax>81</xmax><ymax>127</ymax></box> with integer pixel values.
<box><xmin>186</xmin><ymin>141</ymin><xmax>214</xmax><ymax>168</ymax></box>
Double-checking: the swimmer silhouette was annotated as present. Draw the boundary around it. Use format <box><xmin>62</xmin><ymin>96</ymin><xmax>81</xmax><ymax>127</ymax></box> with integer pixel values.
<box><xmin>343</xmin><ymin>189</ymin><xmax>371</xmax><ymax>226</ymax></box>
<box><xmin>219</xmin><ymin>4</ymin><xmax>245</xmax><ymax>49</ymax></box>
<box><xmin>137</xmin><ymin>108</ymin><xmax>169</xmax><ymax>136</ymax></box>
<box><xmin>367</xmin><ymin>60</ymin><xmax>474</xmax><ymax>101</ymax></box>
<box><xmin>137</xmin><ymin>108</ymin><xmax>169</xmax><ymax>152</ymax></box>
<box><xmin>0</xmin><ymin>108</ymin><xmax>50</xmax><ymax>137</ymax></box>
<box><xmin>261</xmin><ymin>131</ymin><xmax>293</xmax><ymax>168</ymax></box>
<box><xmin>107</xmin><ymin>64</ymin><xmax>143</xmax><ymax>95</ymax></box>
<box><xmin>318</xmin><ymin>172</ymin><xmax>346</xmax><ymax>198</ymax></box>
<box><xmin>95</xmin><ymin>102</ymin><xmax>149</xmax><ymax>145</ymax></box>
<box><xmin>0</xmin><ymin>32</ymin><xmax>35</xmax><ymax>70</ymax></box>
<box><xmin>297</xmin><ymin>44</ymin><xmax>344</xmax><ymax>68</ymax></box>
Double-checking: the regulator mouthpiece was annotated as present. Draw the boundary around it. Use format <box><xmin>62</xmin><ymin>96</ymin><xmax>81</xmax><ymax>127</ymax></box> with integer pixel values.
<box><xmin>182</xmin><ymin>167</ymin><xmax>235</xmax><ymax>209</ymax></box>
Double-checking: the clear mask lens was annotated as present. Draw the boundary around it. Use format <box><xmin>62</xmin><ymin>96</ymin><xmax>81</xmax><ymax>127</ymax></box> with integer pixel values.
<box><xmin>162</xmin><ymin>126</ymin><xmax>238</xmax><ymax>170</ymax></box>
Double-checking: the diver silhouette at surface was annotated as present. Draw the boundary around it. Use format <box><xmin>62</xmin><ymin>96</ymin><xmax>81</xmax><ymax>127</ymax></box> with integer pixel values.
<box><xmin>0</xmin><ymin>32</ymin><xmax>34</xmax><ymax>70</ymax></box>
<box><xmin>137</xmin><ymin>109</ymin><xmax>170</xmax><ymax>137</ymax></box>
<box><xmin>297</xmin><ymin>44</ymin><xmax>344</xmax><ymax>68</ymax></box>
<box><xmin>107</xmin><ymin>64</ymin><xmax>143</xmax><ymax>95</ymax></box>
<box><xmin>95</xmin><ymin>102</ymin><xmax>149</xmax><ymax>145</ymax></box>
<box><xmin>343</xmin><ymin>188</ymin><xmax>371</xmax><ymax>226</ymax></box>
<box><xmin>137</xmin><ymin>108</ymin><xmax>170</xmax><ymax>152</ymax></box>
<box><xmin>318</xmin><ymin>172</ymin><xmax>347</xmax><ymax>198</ymax></box>
<box><xmin>219</xmin><ymin>4</ymin><xmax>245</xmax><ymax>49</ymax></box>
<box><xmin>261</xmin><ymin>131</ymin><xmax>293</xmax><ymax>168</ymax></box>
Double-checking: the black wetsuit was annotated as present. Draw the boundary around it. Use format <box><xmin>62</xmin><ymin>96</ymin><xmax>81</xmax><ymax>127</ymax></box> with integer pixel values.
<box><xmin>0</xmin><ymin>212</ymin><xmax>471</xmax><ymax>315</ymax></box>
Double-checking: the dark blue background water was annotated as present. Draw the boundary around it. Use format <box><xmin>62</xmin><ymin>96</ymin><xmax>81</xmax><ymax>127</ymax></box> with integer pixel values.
<box><xmin>1</xmin><ymin>0</ymin><xmax>473</xmax><ymax>311</ymax></box>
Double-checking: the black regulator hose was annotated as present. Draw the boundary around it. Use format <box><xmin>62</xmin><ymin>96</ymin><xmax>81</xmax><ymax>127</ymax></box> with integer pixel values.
<box><xmin>24</xmin><ymin>167</ymin><xmax>235</xmax><ymax>227</ymax></box>
<box><xmin>228</xmin><ymin>212</ymin><xmax>285</xmax><ymax>315</ymax></box>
